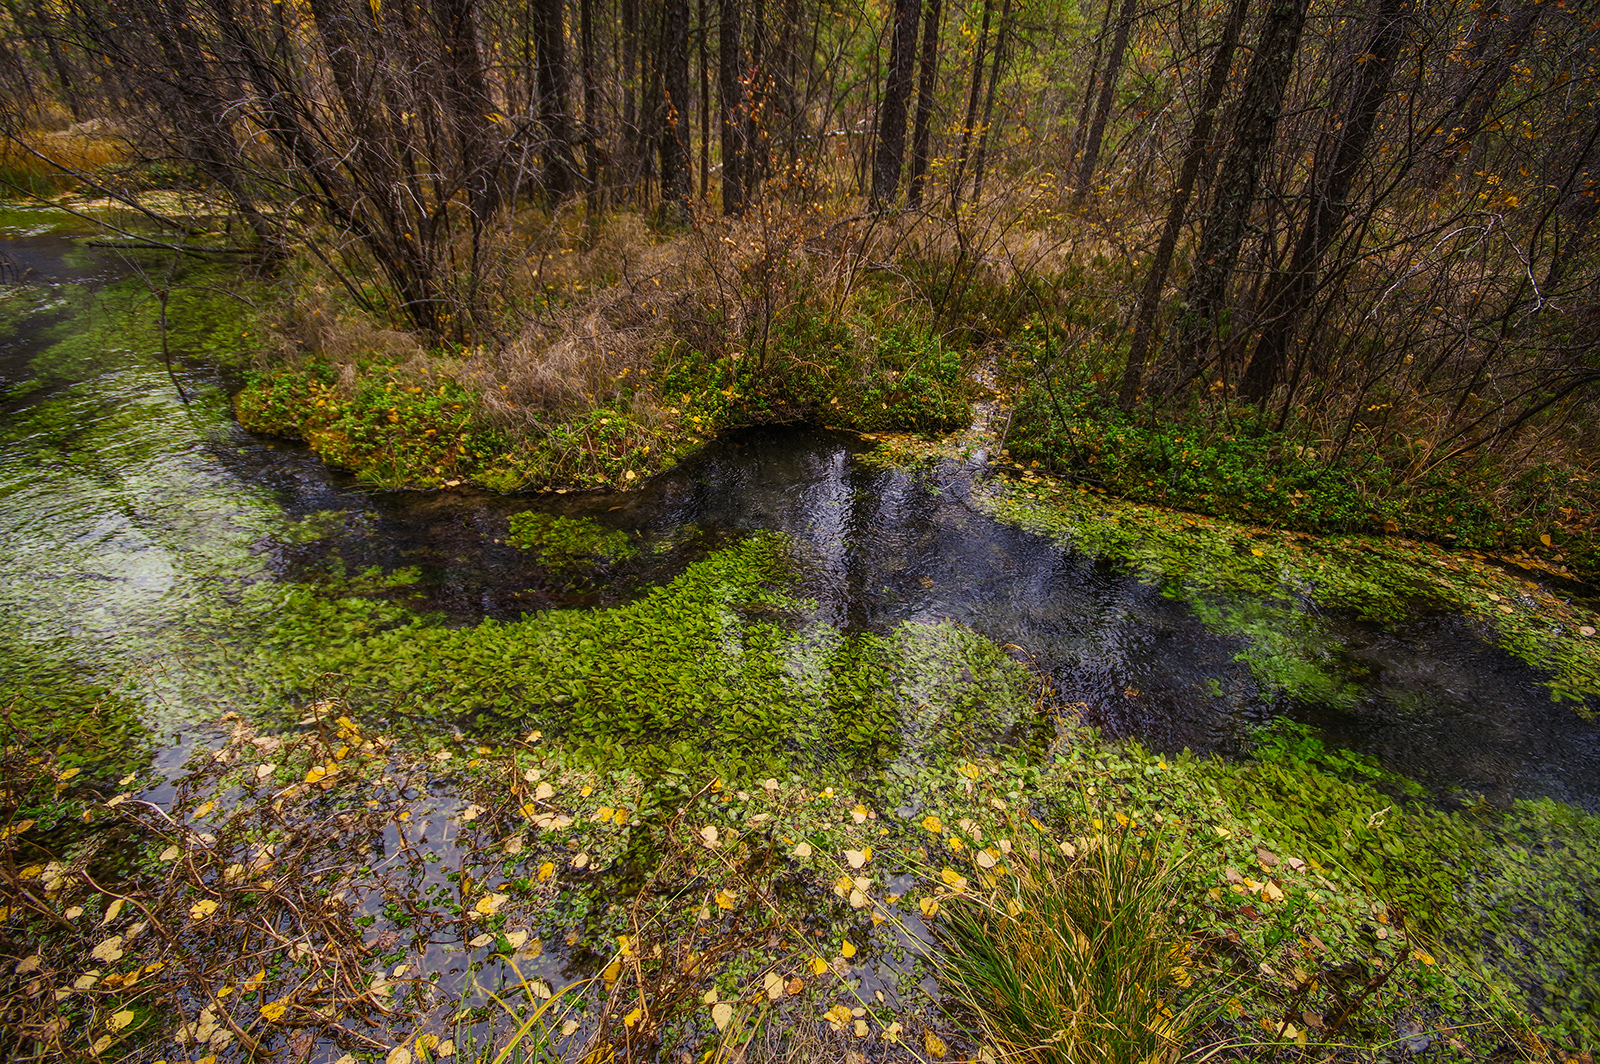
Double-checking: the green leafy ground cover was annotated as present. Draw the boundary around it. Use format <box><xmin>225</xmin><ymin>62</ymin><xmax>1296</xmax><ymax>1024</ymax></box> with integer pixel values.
<box><xmin>1002</xmin><ymin>379</ymin><xmax>1599</xmax><ymax>586</ymax></box>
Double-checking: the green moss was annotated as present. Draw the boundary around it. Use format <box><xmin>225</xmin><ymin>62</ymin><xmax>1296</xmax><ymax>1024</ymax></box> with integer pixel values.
<box><xmin>979</xmin><ymin>474</ymin><xmax>1600</xmax><ymax>711</ymax></box>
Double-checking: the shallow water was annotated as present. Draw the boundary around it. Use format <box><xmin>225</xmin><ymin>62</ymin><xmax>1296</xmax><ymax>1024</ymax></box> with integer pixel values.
<box><xmin>3</xmin><ymin>208</ymin><xmax>1599</xmax><ymax>812</ymax></box>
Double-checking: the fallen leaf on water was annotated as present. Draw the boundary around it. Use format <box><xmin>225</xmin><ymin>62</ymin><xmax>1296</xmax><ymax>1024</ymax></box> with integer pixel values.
<box><xmin>919</xmin><ymin>897</ymin><xmax>939</xmax><ymax>918</ymax></box>
<box><xmin>840</xmin><ymin>939</ymin><xmax>856</xmax><ymax>959</ymax></box>
<box><xmin>473</xmin><ymin>892</ymin><xmax>508</xmax><ymax>916</ymax></box>
<box><xmin>848</xmin><ymin>889</ymin><xmax>869</xmax><ymax>909</ymax></box>
<box><xmin>189</xmin><ymin>899</ymin><xmax>219</xmax><ymax>922</ymax></box>
<box><xmin>260</xmin><ymin>999</ymin><xmax>289</xmax><ymax>1022</ymax></box>
<box><xmin>845</xmin><ymin>848</ymin><xmax>871</xmax><ymax>868</ymax></box>
<box><xmin>468</xmin><ymin>933</ymin><xmax>493</xmax><ymax>948</ymax></box>
<box><xmin>711</xmin><ymin>1002</ymin><xmax>734</xmax><ymax>1031</ymax></box>
<box><xmin>809</xmin><ymin>956</ymin><xmax>829</xmax><ymax>976</ymax></box>
<box><xmin>459</xmin><ymin>804</ymin><xmax>484</xmax><ymax>823</ymax></box>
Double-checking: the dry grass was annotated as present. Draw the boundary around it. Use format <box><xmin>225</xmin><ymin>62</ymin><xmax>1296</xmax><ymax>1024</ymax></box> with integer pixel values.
<box><xmin>0</xmin><ymin>123</ymin><xmax>128</xmax><ymax>195</ymax></box>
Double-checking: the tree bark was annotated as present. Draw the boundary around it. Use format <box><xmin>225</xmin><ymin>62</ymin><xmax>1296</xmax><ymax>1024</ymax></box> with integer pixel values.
<box><xmin>906</xmin><ymin>0</ymin><xmax>942</xmax><ymax>209</ymax></box>
<box><xmin>660</xmin><ymin>0</ymin><xmax>692</xmax><ymax>210</ymax></box>
<box><xmin>1238</xmin><ymin>0</ymin><xmax>1408</xmax><ymax>401</ymax></box>
<box><xmin>1073</xmin><ymin>0</ymin><xmax>1137</xmax><ymax>197</ymax></box>
<box><xmin>718</xmin><ymin>0</ymin><xmax>744</xmax><ymax>214</ymax></box>
<box><xmin>870</xmin><ymin>0</ymin><xmax>919</xmax><ymax>208</ymax></box>
<box><xmin>1117</xmin><ymin>0</ymin><xmax>1250</xmax><ymax>408</ymax></box>
<box><xmin>1172</xmin><ymin>0</ymin><xmax>1308</xmax><ymax>390</ymax></box>
<box><xmin>532</xmin><ymin>0</ymin><xmax>574</xmax><ymax>201</ymax></box>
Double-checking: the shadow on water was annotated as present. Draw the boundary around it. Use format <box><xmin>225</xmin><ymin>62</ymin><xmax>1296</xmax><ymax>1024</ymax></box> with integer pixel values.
<box><xmin>2</xmin><ymin>214</ymin><xmax>1598</xmax><ymax>814</ymax></box>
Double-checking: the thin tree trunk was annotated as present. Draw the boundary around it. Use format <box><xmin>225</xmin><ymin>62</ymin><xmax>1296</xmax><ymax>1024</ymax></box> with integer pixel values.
<box><xmin>718</xmin><ymin>0</ymin><xmax>744</xmax><ymax>214</ymax></box>
<box><xmin>533</xmin><ymin>0</ymin><xmax>574</xmax><ymax>201</ymax></box>
<box><xmin>1239</xmin><ymin>0</ymin><xmax>1408</xmax><ymax>401</ymax></box>
<box><xmin>1172</xmin><ymin>0</ymin><xmax>1308</xmax><ymax>390</ymax></box>
<box><xmin>869</xmin><ymin>0</ymin><xmax>919</xmax><ymax>208</ymax></box>
<box><xmin>698</xmin><ymin>0</ymin><xmax>710</xmax><ymax>198</ymax></box>
<box><xmin>1117</xmin><ymin>0</ymin><xmax>1250</xmax><ymax>408</ymax></box>
<box><xmin>970</xmin><ymin>0</ymin><xmax>1011</xmax><ymax>204</ymax></box>
<box><xmin>949</xmin><ymin>0</ymin><xmax>993</xmax><ymax>214</ymax></box>
<box><xmin>1073</xmin><ymin>0</ymin><xmax>1136</xmax><ymax>197</ymax></box>
<box><xmin>906</xmin><ymin>0</ymin><xmax>942</xmax><ymax>209</ymax></box>
<box><xmin>660</xmin><ymin>0</ymin><xmax>692</xmax><ymax>211</ymax></box>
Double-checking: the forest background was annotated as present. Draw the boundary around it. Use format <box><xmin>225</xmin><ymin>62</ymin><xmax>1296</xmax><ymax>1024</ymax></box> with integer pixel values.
<box><xmin>2</xmin><ymin>0</ymin><xmax>1598</xmax><ymax>577</ymax></box>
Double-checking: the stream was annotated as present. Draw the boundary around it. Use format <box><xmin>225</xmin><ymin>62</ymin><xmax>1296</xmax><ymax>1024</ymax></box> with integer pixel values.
<box><xmin>3</xmin><ymin>204</ymin><xmax>1600</xmax><ymax>812</ymax></box>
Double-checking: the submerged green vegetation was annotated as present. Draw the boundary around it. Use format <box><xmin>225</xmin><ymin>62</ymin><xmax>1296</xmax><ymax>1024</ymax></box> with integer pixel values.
<box><xmin>505</xmin><ymin>512</ymin><xmax>639</xmax><ymax>568</ymax></box>
<box><xmin>976</xmin><ymin>464</ymin><xmax>1600</xmax><ymax>711</ymax></box>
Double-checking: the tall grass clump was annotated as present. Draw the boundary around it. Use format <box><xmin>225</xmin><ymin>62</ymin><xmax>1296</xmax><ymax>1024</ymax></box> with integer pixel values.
<box><xmin>937</xmin><ymin>824</ymin><xmax>1212</xmax><ymax>1064</ymax></box>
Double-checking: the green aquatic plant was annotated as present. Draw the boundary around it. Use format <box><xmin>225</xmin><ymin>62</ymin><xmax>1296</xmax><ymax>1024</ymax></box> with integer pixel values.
<box><xmin>980</xmin><ymin>474</ymin><xmax>1600</xmax><ymax>712</ymax></box>
<box><xmin>505</xmin><ymin>512</ymin><xmax>638</xmax><ymax>570</ymax></box>
<box><xmin>263</xmin><ymin>535</ymin><xmax>1042</xmax><ymax>776</ymax></box>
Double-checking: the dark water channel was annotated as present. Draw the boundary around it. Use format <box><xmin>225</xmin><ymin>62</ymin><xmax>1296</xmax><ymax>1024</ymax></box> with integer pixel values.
<box><xmin>4</xmin><ymin>209</ymin><xmax>1599</xmax><ymax>814</ymax></box>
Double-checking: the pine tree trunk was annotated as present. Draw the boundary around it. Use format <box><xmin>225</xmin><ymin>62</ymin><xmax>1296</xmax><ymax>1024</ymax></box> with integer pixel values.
<box><xmin>718</xmin><ymin>0</ymin><xmax>745</xmax><ymax>214</ymax></box>
<box><xmin>1072</xmin><ymin>0</ymin><xmax>1137</xmax><ymax>198</ymax></box>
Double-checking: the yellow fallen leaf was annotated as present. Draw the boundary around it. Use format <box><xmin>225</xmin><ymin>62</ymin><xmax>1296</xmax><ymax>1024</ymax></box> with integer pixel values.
<box><xmin>848</xmin><ymin>889</ymin><xmax>869</xmax><ymax>909</ymax></box>
<box><xmin>809</xmin><ymin>956</ymin><xmax>829</xmax><ymax>976</ymax></box>
<box><xmin>260</xmin><ymin>999</ymin><xmax>289</xmax><ymax>1022</ymax></box>
<box><xmin>921</xmin><ymin>814</ymin><xmax>944</xmax><ymax>834</ymax></box>
<box><xmin>792</xmin><ymin>841</ymin><xmax>813</xmax><ymax>858</ymax></box>
<box><xmin>940</xmin><ymin>868</ymin><xmax>969</xmax><ymax>892</ymax></box>
<box><xmin>1412</xmin><ymin>948</ymin><xmax>1436</xmax><ymax>965</ymax></box>
<box><xmin>537</xmin><ymin>861</ymin><xmax>555</xmax><ymax>882</ymax></box>
<box><xmin>91</xmin><ymin>936</ymin><xmax>124</xmax><ymax>963</ymax></box>
<box><xmin>612</xmin><ymin>808</ymin><xmax>627</xmax><ymax>826</ymax></box>
<box><xmin>925</xmin><ymin>1029</ymin><xmax>948</xmax><ymax>1059</ymax></box>
<box><xmin>840</xmin><ymin>939</ymin><xmax>856</xmax><ymax>959</ymax></box>
<box><xmin>715</xmin><ymin>889</ymin><xmax>737</xmax><ymax>910</ymax></box>
<box><xmin>919</xmin><ymin>897</ymin><xmax>940</xmax><ymax>918</ymax></box>
<box><xmin>386</xmin><ymin>1048</ymin><xmax>412</xmax><ymax>1064</ymax></box>
<box><xmin>189</xmin><ymin>899</ymin><xmax>219</xmax><ymax>922</ymax></box>
<box><xmin>193</xmin><ymin>800</ymin><xmax>214</xmax><ymax>818</ymax></box>
<box><xmin>601</xmin><ymin>958</ymin><xmax>622</xmax><ymax>985</ymax></box>
<box><xmin>850</xmin><ymin>804</ymin><xmax>870</xmax><ymax>824</ymax></box>
<box><xmin>763</xmin><ymin>971</ymin><xmax>785</xmax><ymax>1000</ymax></box>
<box><xmin>534</xmin><ymin>781</ymin><xmax>554</xmax><ymax>801</ymax></box>
<box><xmin>101</xmin><ymin>898</ymin><xmax>125</xmax><ymax>926</ymax></box>
<box><xmin>624</xmin><ymin>1007</ymin><xmax>643</xmax><ymax>1028</ymax></box>
<box><xmin>854</xmin><ymin>1018</ymin><xmax>869</xmax><ymax>1038</ymax></box>
<box><xmin>304</xmin><ymin>766</ymin><xmax>328</xmax><ymax>784</ymax></box>
<box><xmin>711</xmin><ymin>1002</ymin><xmax>734</xmax><ymax>1031</ymax></box>
<box><xmin>845</xmin><ymin>848</ymin><xmax>870</xmax><ymax>868</ymax></box>
<box><xmin>699</xmin><ymin>825</ymin><xmax>719</xmax><ymax>848</ymax></box>
<box><xmin>473</xmin><ymin>892</ymin><xmax>508</xmax><ymax>916</ymax></box>
<box><xmin>824</xmin><ymin>1003</ymin><xmax>853</xmax><ymax>1030</ymax></box>
<box><xmin>108</xmin><ymin>1008</ymin><xmax>136</xmax><ymax>1031</ymax></box>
